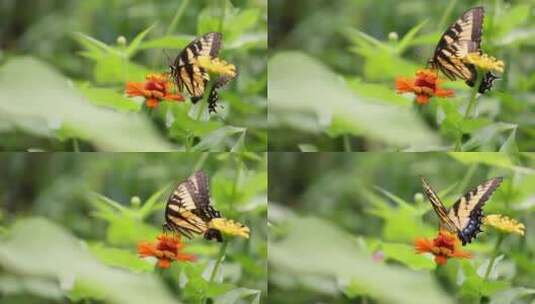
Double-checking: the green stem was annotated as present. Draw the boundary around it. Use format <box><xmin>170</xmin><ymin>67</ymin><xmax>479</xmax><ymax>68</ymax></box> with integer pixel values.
<box><xmin>464</xmin><ymin>72</ymin><xmax>483</xmax><ymax>119</ymax></box>
<box><xmin>454</xmin><ymin>138</ymin><xmax>462</xmax><ymax>152</ymax></box>
<box><xmin>166</xmin><ymin>0</ymin><xmax>190</xmax><ymax>36</ymax></box>
<box><xmin>230</xmin><ymin>159</ymin><xmax>243</xmax><ymax>211</ymax></box>
<box><xmin>458</xmin><ymin>164</ymin><xmax>478</xmax><ymax>192</ymax></box>
<box><xmin>72</xmin><ymin>138</ymin><xmax>80</xmax><ymax>152</ymax></box>
<box><xmin>193</xmin><ymin>152</ymin><xmax>209</xmax><ymax>172</ymax></box>
<box><xmin>343</xmin><ymin>135</ymin><xmax>352</xmax><ymax>152</ymax></box>
<box><xmin>209</xmin><ymin>239</ymin><xmax>229</xmax><ymax>283</ymax></box>
<box><xmin>484</xmin><ymin>234</ymin><xmax>504</xmax><ymax>280</ymax></box>
<box><xmin>218</xmin><ymin>0</ymin><xmax>228</xmax><ymax>33</ymax></box>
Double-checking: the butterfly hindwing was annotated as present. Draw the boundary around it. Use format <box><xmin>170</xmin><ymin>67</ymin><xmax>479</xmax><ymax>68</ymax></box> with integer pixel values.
<box><xmin>447</xmin><ymin>177</ymin><xmax>503</xmax><ymax>244</ymax></box>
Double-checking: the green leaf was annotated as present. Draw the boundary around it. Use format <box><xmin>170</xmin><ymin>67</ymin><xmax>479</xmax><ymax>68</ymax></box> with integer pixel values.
<box><xmin>381</xmin><ymin>242</ymin><xmax>435</xmax><ymax>270</ymax></box>
<box><xmin>214</xmin><ymin>287</ymin><xmax>261</xmax><ymax>304</ymax></box>
<box><xmin>499</xmin><ymin>128</ymin><xmax>519</xmax><ymax>154</ymax></box>
<box><xmin>490</xmin><ymin>287</ymin><xmax>535</xmax><ymax>304</ymax></box>
<box><xmin>268</xmin><ymin>52</ymin><xmax>440</xmax><ymax>149</ymax></box>
<box><xmin>93</xmin><ymin>55</ymin><xmax>150</xmax><ymax>84</ymax></box>
<box><xmin>0</xmin><ymin>218</ymin><xmax>178</xmax><ymax>304</ymax></box>
<box><xmin>346</xmin><ymin>78</ymin><xmax>411</xmax><ymax>106</ymax></box>
<box><xmin>0</xmin><ymin>275</ymin><xmax>63</xmax><ymax>300</ymax></box>
<box><xmin>458</xmin><ymin>261</ymin><xmax>509</xmax><ymax>301</ymax></box>
<box><xmin>168</xmin><ymin>105</ymin><xmax>224</xmax><ymax>140</ymax></box>
<box><xmin>73</xmin><ymin>32</ymin><xmax>119</xmax><ymax>58</ymax></box>
<box><xmin>448</xmin><ymin>151</ymin><xmax>534</xmax><ymax>174</ymax></box>
<box><xmin>139</xmin><ymin>35</ymin><xmax>195</xmax><ymax>50</ymax></box>
<box><xmin>126</xmin><ymin>24</ymin><xmax>156</xmax><ymax>58</ymax></box>
<box><xmin>88</xmin><ymin>243</ymin><xmax>153</xmax><ymax>272</ymax></box>
<box><xmin>192</xmin><ymin>126</ymin><xmax>246</xmax><ymax>151</ymax></box>
<box><xmin>395</xmin><ymin>20</ymin><xmax>428</xmax><ymax>54</ymax></box>
<box><xmin>269</xmin><ymin>216</ymin><xmax>454</xmax><ymax>304</ymax></box>
<box><xmin>495</xmin><ymin>4</ymin><xmax>531</xmax><ymax>39</ymax></box>
<box><xmin>77</xmin><ymin>83</ymin><xmax>141</xmax><ymax>112</ymax></box>
<box><xmin>0</xmin><ymin>57</ymin><xmax>172</xmax><ymax>151</ymax></box>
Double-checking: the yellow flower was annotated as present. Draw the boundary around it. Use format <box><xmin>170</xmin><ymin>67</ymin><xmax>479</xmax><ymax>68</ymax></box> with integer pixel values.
<box><xmin>463</xmin><ymin>53</ymin><xmax>505</xmax><ymax>73</ymax></box>
<box><xmin>209</xmin><ymin>218</ymin><xmax>250</xmax><ymax>239</ymax></box>
<box><xmin>197</xmin><ymin>56</ymin><xmax>238</xmax><ymax>78</ymax></box>
<box><xmin>483</xmin><ymin>214</ymin><xmax>525</xmax><ymax>236</ymax></box>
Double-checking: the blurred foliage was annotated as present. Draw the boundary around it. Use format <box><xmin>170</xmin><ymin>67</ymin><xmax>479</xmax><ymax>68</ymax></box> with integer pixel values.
<box><xmin>268</xmin><ymin>152</ymin><xmax>535</xmax><ymax>303</ymax></box>
<box><xmin>268</xmin><ymin>0</ymin><xmax>535</xmax><ymax>151</ymax></box>
<box><xmin>0</xmin><ymin>0</ymin><xmax>267</xmax><ymax>151</ymax></box>
<box><xmin>0</xmin><ymin>152</ymin><xmax>267</xmax><ymax>303</ymax></box>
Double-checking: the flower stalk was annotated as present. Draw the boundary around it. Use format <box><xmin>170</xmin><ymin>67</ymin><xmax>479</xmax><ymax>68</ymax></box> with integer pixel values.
<box><xmin>464</xmin><ymin>71</ymin><xmax>483</xmax><ymax>119</ymax></box>
<box><xmin>484</xmin><ymin>233</ymin><xmax>504</xmax><ymax>280</ymax></box>
<box><xmin>209</xmin><ymin>239</ymin><xmax>229</xmax><ymax>283</ymax></box>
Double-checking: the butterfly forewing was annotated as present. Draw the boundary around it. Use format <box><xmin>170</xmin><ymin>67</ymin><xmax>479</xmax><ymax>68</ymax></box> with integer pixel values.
<box><xmin>430</xmin><ymin>6</ymin><xmax>491</xmax><ymax>91</ymax></box>
<box><xmin>172</xmin><ymin>32</ymin><xmax>222</xmax><ymax>101</ymax></box>
<box><xmin>420</xmin><ymin>177</ymin><xmax>458</xmax><ymax>232</ymax></box>
<box><xmin>164</xmin><ymin>171</ymin><xmax>222</xmax><ymax>241</ymax></box>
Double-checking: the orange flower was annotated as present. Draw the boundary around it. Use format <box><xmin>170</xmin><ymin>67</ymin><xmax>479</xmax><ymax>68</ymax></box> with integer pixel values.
<box><xmin>137</xmin><ymin>233</ymin><xmax>196</xmax><ymax>269</ymax></box>
<box><xmin>415</xmin><ymin>230</ymin><xmax>471</xmax><ymax>265</ymax></box>
<box><xmin>125</xmin><ymin>73</ymin><xmax>184</xmax><ymax>109</ymax></box>
<box><xmin>396</xmin><ymin>69</ymin><xmax>454</xmax><ymax>105</ymax></box>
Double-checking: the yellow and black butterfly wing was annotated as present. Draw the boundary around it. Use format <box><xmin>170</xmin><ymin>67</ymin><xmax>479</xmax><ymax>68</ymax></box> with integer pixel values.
<box><xmin>430</xmin><ymin>7</ymin><xmax>497</xmax><ymax>93</ymax></box>
<box><xmin>420</xmin><ymin>176</ymin><xmax>458</xmax><ymax>232</ymax></box>
<box><xmin>164</xmin><ymin>172</ymin><xmax>208</xmax><ymax>238</ymax></box>
<box><xmin>164</xmin><ymin>171</ymin><xmax>222</xmax><ymax>242</ymax></box>
<box><xmin>430</xmin><ymin>7</ymin><xmax>484</xmax><ymax>81</ymax></box>
<box><xmin>447</xmin><ymin>177</ymin><xmax>503</xmax><ymax>245</ymax></box>
<box><xmin>171</xmin><ymin>32</ymin><xmax>222</xmax><ymax>101</ymax></box>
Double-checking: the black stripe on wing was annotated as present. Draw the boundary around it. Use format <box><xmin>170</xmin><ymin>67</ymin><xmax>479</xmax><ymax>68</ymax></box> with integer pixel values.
<box><xmin>448</xmin><ymin>177</ymin><xmax>503</xmax><ymax>245</ymax></box>
<box><xmin>430</xmin><ymin>7</ymin><xmax>487</xmax><ymax>89</ymax></box>
<box><xmin>171</xmin><ymin>32</ymin><xmax>222</xmax><ymax>100</ymax></box>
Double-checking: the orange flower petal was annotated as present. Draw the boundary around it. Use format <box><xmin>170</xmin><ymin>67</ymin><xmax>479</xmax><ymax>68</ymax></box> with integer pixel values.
<box><xmin>137</xmin><ymin>233</ymin><xmax>196</xmax><ymax>269</ymax></box>
<box><xmin>435</xmin><ymin>88</ymin><xmax>455</xmax><ymax>97</ymax></box>
<box><xmin>146</xmin><ymin>98</ymin><xmax>159</xmax><ymax>108</ymax></box>
<box><xmin>414</xmin><ymin>230</ymin><xmax>471</xmax><ymax>266</ymax></box>
<box><xmin>435</xmin><ymin>255</ymin><xmax>448</xmax><ymax>265</ymax></box>
<box><xmin>125</xmin><ymin>73</ymin><xmax>184</xmax><ymax>110</ymax></box>
<box><xmin>125</xmin><ymin>82</ymin><xmax>146</xmax><ymax>97</ymax></box>
<box><xmin>164</xmin><ymin>93</ymin><xmax>185</xmax><ymax>101</ymax></box>
<box><xmin>415</xmin><ymin>238</ymin><xmax>434</xmax><ymax>253</ymax></box>
<box><xmin>395</xmin><ymin>69</ymin><xmax>454</xmax><ymax>105</ymax></box>
<box><xmin>415</xmin><ymin>94</ymin><xmax>430</xmax><ymax>105</ymax></box>
<box><xmin>395</xmin><ymin>77</ymin><xmax>414</xmax><ymax>93</ymax></box>
<box><xmin>158</xmin><ymin>259</ymin><xmax>171</xmax><ymax>269</ymax></box>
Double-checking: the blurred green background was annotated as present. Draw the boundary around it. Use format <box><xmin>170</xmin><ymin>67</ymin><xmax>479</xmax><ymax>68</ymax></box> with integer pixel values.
<box><xmin>0</xmin><ymin>0</ymin><xmax>267</xmax><ymax>151</ymax></box>
<box><xmin>268</xmin><ymin>0</ymin><xmax>535</xmax><ymax>151</ymax></box>
<box><xmin>268</xmin><ymin>152</ymin><xmax>535</xmax><ymax>303</ymax></box>
<box><xmin>0</xmin><ymin>152</ymin><xmax>267</xmax><ymax>303</ymax></box>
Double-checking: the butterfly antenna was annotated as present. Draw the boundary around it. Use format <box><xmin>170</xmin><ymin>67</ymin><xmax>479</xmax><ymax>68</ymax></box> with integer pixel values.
<box><xmin>161</xmin><ymin>49</ymin><xmax>173</xmax><ymax>68</ymax></box>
